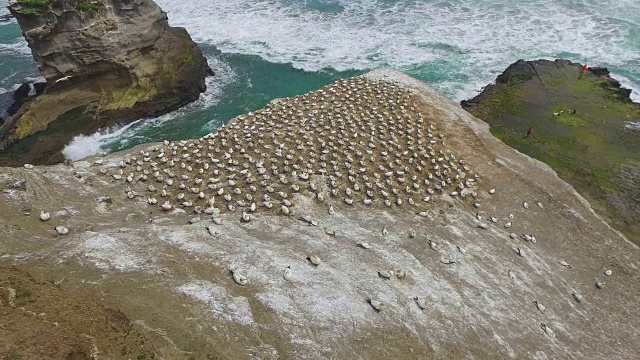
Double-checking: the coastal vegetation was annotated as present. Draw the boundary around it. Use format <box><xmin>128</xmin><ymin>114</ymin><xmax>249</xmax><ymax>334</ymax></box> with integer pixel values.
<box><xmin>15</xmin><ymin>0</ymin><xmax>104</xmax><ymax>15</ymax></box>
<box><xmin>463</xmin><ymin>59</ymin><xmax>640</xmax><ymax>244</ymax></box>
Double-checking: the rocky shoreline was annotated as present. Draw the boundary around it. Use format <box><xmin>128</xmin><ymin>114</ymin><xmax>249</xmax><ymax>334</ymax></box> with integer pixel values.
<box><xmin>1</xmin><ymin>69</ymin><xmax>638</xmax><ymax>359</ymax></box>
<box><xmin>462</xmin><ymin>59</ymin><xmax>640</xmax><ymax>245</ymax></box>
<box><xmin>0</xmin><ymin>0</ymin><xmax>212</xmax><ymax>166</ymax></box>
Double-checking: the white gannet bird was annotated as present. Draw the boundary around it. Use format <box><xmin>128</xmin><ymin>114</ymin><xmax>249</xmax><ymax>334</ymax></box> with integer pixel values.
<box><xmin>604</xmin><ymin>269</ymin><xmax>613</xmax><ymax>276</ymax></box>
<box><xmin>559</xmin><ymin>259</ymin><xmax>571</xmax><ymax>268</ymax></box>
<box><xmin>414</xmin><ymin>296</ymin><xmax>428</xmax><ymax>310</ymax></box>
<box><xmin>328</xmin><ymin>204</ymin><xmax>335</xmax><ymax>215</ymax></box>
<box><xmin>307</xmin><ymin>255</ymin><xmax>322</xmax><ymax>266</ymax></box>
<box><xmin>205</xmin><ymin>226</ymin><xmax>219</xmax><ymax>237</ymax></box>
<box><xmin>429</xmin><ymin>239</ymin><xmax>437</xmax><ymax>251</ymax></box>
<box><xmin>516</xmin><ymin>248</ymin><xmax>525</xmax><ymax>257</ymax></box>
<box><xmin>394</xmin><ymin>268</ymin><xmax>406</xmax><ymax>279</ymax></box>
<box><xmin>283</xmin><ymin>266</ymin><xmax>293</xmax><ymax>281</ymax></box>
<box><xmin>507</xmin><ymin>269</ymin><xmax>516</xmax><ymax>281</ymax></box>
<box><xmin>366</xmin><ymin>297</ymin><xmax>385</xmax><ymax>312</ymax></box>
<box><xmin>161</xmin><ymin>201</ymin><xmax>172</xmax><ymax>211</ymax></box>
<box><xmin>382</xmin><ymin>226</ymin><xmax>388</xmax><ymax>237</ymax></box>
<box><xmin>440</xmin><ymin>256</ymin><xmax>456</xmax><ymax>264</ymax></box>
<box><xmin>409</xmin><ymin>229</ymin><xmax>417</xmax><ymax>238</ymax></box>
<box><xmin>23</xmin><ymin>163</ymin><xmax>34</xmax><ymax>169</ymax></box>
<box><xmin>55</xmin><ymin>226</ymin><xmax>69</xmax><ymax>235</ymax></box>
<box><xmin>534</xmin><ymin>300</ymin><xmax>546</xmax><ymax>313</ymax></box>
<box><xmin>541</xmin><ymin>323</ymin><xmax>556</xmax><ymax>339</ymax></box>
<box><xmin>572</xmin><ymin>293</ymin><xmax>583</xmax><ymax>303</ymax></box>
<box><xmin>39</xmin><ymin>211</ymin><xmax>50</xmax><ymax>222</ymax></box>
<box><xmin>230</xmin><ymin>268</ymin><xmax>248</xmax><ymax>286</ymax></box>
<box><xmin>52</xmin><ymin>75</ymin><xmax>72</xmax><ymax>85</ymax></box>
<box><xmin>378</xmin><ymin>269</ymin><xmax>393</xmax><ymax>279</ymax></box>
<box><xmin>358</xmin><ymin>242</ymin><xmax>372</xmax><ymax>249</ymax></box>
<box><xmin>523</xmin><ymin>201</ymin><xmax>529</xmax><ymax>209</ymax></box>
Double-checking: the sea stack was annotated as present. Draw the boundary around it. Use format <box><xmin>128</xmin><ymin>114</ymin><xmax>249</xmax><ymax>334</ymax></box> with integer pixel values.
<box><xmin>1</xmin><ymin>0</ymin><xmax>212</xmax><ymax>165</ymax></box>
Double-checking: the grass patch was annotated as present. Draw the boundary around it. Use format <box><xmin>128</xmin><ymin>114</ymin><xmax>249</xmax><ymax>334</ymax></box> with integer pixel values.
<box><xmin>473</xmin><ymin>84</ymin><xmax>523</xmax><ymax>120</ymax></box>
<box><xmin>14</xmin><ymin>285</ymin><xmax>32</xmax><ymax>299</ymax></box>
<box><xmin>473</xmin><ymin>61</ymin><xmax>640</xmax><ymax>242</ymax></box>
<box><xmin>76</xmin><ymin>0</ymin><xmax>103</xmax><ymax>12</ymax></box>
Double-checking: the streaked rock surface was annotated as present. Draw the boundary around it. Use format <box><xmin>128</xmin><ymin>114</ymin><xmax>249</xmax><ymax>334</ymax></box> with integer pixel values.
<box><xmin>1</xmin><ymin>69</ymin><xmax>638</xmax><ymax>359</ymax></box>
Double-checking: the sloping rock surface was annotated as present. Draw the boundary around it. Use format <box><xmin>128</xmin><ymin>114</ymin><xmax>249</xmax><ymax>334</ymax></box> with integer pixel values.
<box><xmin>0</xmin><ymin>69</ymin><xmax>638</xmax><ymax>359</ymax></box>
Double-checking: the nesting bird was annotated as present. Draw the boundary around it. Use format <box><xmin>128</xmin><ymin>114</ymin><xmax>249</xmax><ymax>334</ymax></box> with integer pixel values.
<box><xmin>534</xmin><ymin>300</ymin><xmax>547</xmax><ymax>313</ymax></box>
<box><xmin>414</xmin><ymin>296</ymin><xmax>428</xmax><ymax>310</ymax></box>
<box><xmin>230</xmin><ymin>268</ymin><xmax>248</xmax><ymax>286</ymax></box>
<box><xmin>39</xmin><ymin>211</ymin><xmax>50</xmax><ymax>222</ymax></box>
<box><xmin>307</xmin><ymin>255</ymin><xmax>322</xmax><ymax>266</ymax></box>
<box><xmin>559</xmin><ymin>259</ymin><xmax>572</xmax><ymax>268</ymax></box>
<box><xmin>55</xmin><ymin>226</ymin><xmax>69</xmax><ymax>235</ymax></box>
<box><xmin>541</xmin><ymin>323</ymin><xmax>556</xmax><ymax>339</ymax></box>
<box><xmin>283</xmin><ymin>266</ymin><xmax>293</xmax><ymax>281</ymax></box>
<box><xmin>366</xmin><ymin>297</ymin><xmax>385</xmax><ymax>312</ymax></box>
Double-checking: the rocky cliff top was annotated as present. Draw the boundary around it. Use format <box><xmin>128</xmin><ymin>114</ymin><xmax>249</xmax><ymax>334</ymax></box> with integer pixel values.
<box><xmin>8</xmin><ymin>0</ymin><xmax>167</xmax><ymax>84</ymax></box>
<box><xmin>1</xmin><ymin>69</ymin><xmax>638</xmax><ymax>359</ymax></box>
<box><xmin>461</xmin><ymin>59</ymin><xmax>640</xmax><ymax>246</ymax></box>
<box><xmin>1</xmin><ymin>0</ymin><xmax>211</xmax><ymax>166</ymax></box>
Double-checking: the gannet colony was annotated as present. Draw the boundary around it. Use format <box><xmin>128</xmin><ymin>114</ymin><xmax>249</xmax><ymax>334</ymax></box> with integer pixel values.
<box><xmin>3</xmin><ymin>69</ymin><xmax>639</xmax><ymax>359</ymax></box>
<box><xmin>104</xmin><ymin>76</ymin><xmax>479</xmax><ymax>218</ymax></box>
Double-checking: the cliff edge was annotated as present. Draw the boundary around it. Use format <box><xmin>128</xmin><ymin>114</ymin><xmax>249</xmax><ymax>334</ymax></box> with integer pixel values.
<box><xmin>1</xmin><ymin>0</ymin><xmax>211</xmax><ymax>166</ymax></box>
<box><xmin>462</xmin><ymin>59</ymin><xmax>640</xmax><ymax>245</ymax></box>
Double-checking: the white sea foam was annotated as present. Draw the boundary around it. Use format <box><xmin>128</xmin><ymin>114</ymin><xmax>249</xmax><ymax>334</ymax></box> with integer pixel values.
<box><xmin>625</xmin><ymin>121</ymin><xmax>640</xmax><ymax>131</ymax></box>
<box><xmin>156</xmin><ymin>0</ymin><xmax>640</xmax><ymax>100</ymax></box>
<box><xmin>62</xmin><ymin>56</ymin><xmax>236</xmax><ymax>159</ymax></box>
<box><xmin>0</xmin><ymin>39</ymin><xmax>30</xmax><ymax>56</ymax></box>
<box><xmin>61</xmin><ymin>133</ymin><xmax>109</xmax><ymax>161</ymax></box>
<box><xmin>613</xmin><ymin>72</ymin><xmax>640</xmax><ymax>103</ymax></box>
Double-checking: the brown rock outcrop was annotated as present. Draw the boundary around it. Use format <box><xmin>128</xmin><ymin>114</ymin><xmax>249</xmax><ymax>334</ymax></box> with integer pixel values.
<box><xmin>1</xmin><ymin>0</ymin><xmax>212</xmax><ymax>166</ymax></box>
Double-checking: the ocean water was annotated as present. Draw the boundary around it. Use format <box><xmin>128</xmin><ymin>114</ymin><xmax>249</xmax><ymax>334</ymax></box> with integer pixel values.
<box><xmin>1</xmin><ymin>0</ymin><xmax>639</xmax><ymax>160</ymax></box>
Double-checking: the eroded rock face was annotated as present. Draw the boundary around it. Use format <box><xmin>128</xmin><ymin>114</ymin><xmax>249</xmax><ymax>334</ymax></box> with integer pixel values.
<box><xmin>1</xmin><ymin>0</ymin><xmax>211</xmax><ymax>166</ymax></box>
<box><xmin>9</xmin><ymin>0</ymin><xmax>167</xmax><ymax>83</ymax></box>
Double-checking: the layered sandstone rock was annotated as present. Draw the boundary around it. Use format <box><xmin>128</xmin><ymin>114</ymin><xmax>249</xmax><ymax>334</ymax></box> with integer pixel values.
<box><xmin>1</xmin><ymin>0</ymin><xmax>211</xmax><ymax>165</ymax></box>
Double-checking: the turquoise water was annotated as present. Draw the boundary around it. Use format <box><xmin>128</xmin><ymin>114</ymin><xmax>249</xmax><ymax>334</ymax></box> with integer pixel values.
<box><xmin>0</xmin><ymin>0</ymin><xmax>639</xmax><ymax>159</ymax></box>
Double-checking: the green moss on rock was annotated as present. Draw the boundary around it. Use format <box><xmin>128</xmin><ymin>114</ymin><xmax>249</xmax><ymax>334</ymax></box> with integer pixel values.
<box><xmin>462</xmin><ymin>59</ymin><xmax>640</xmax><ymax>244</ymax></box>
